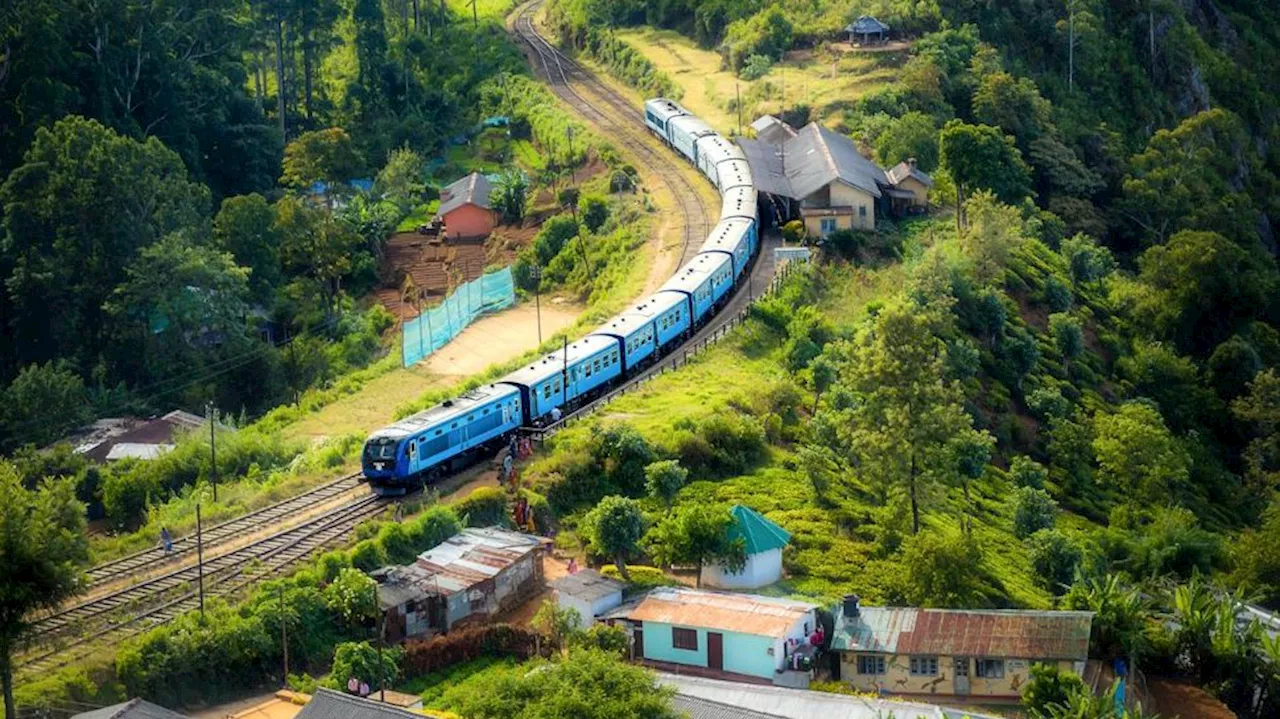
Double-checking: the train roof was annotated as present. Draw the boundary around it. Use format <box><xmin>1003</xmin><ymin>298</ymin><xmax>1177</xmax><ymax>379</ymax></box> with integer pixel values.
<box><xmin>720</xmin><ymin>186</ymin><xmax>758</xmax><ymax>221</ymax></box>
<box><xmin>590</xmin><ymin>291</ymin><xmax>685</xmax><ymax>341</ymax></box>
<box><xmin>500</xmin><ymin>335</ymin><xmax>620</xmax><ymax>388</ymax></box>
<box><xmin>368</xmin><ymin>383</ymin><xmax>520</xmax><ymax>440</ymax></box>
<box><xmin>717</xmin><ymin>158</ymin><xmax>754</xmax><ymax>192</ymax></box>
<box><xmin>657</xmin><ymin>252</ymin><xmax>732</xmax><ymax>296</ymax></box>
<box><xmin>702</xmin><ymin>217</ymin><xmax>754</xmax><ymax>254</ymax></box>
<box><xmin>668</xmin><ymin>115</ymin><xmax>716</xmax><ymax>139</ymax></box>
<box><xmin>645</xmin><ymin>98</ymin><xmax>689</xmax><ymax>120</ymax></box>
<box><xmin>697</xmin><ymin>134</ymin><xmax>747</xmax><ymax>165</ymax></box>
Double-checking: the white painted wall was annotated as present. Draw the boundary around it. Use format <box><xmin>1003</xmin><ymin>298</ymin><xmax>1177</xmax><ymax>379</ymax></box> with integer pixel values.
<box><xmin>701</xmin><ymin>548</ymin><xmax>783</xmax><ymax>589</ymax></box>
<box><xmin>554</xmin><ymin>588</ymin><xmax>623</xmax><ymax>628</ymax></box>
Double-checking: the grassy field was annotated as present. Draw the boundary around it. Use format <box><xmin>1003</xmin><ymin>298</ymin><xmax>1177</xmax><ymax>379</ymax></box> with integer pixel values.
<box><xmin>614</xmin><ymin>28</ymin><xmax>905</xmax><ymax>133</ymax></box>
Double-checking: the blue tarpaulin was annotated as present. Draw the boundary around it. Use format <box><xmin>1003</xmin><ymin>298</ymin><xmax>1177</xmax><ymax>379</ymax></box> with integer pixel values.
<box><xmin>402</xmin><ymin>268</ymin><xmax>516</xmax><ymax>367</ymax></box>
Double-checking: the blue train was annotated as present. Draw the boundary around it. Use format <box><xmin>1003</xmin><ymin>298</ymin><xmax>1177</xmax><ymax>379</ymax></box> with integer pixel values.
<box><xmin>363</xmin><ymin>98</ymin><xmax>759</xmax><ymax>493</ymax></box>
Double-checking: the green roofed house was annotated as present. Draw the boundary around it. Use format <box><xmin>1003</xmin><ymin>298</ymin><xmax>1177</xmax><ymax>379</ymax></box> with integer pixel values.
<box><xmin>701</xmin><ymin>505</ymin><xmax>791</xmax><ymax>589</ymax></box>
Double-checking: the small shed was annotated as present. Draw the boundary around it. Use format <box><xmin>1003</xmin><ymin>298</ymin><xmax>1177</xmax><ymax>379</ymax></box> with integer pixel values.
<box><xmin>436</xmin><ymin>172</ymin><xmax>497</xmax><ymax>239</ymax></box>
<box><xmin>885</xmin><ymin>158</ymin><xmax>934</xmax><ymax>212</ymax></box>
<box><xmin>374</xmin><ymin>527</ymin><xmax>546</xmax><ymax>642</ymax></box>
<box><xmin>552</xmin><ymin>569</ymin><xmax>624</xmax><ymax>628</ymax></box>
<box><xmin>701</xmin><ymin>505</ymin><xmax>791</xmax><ymax>590</ymax></box>
<box><xmin>846</xmin><ymin>16</ymin><xmax>890</xmax><ymax>45</ymax></box>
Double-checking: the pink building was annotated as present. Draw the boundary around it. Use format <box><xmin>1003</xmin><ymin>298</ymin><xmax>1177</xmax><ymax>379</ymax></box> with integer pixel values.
<box><xmin>437</xmin><ymin>172</ymin><xmax>497</xmax><ymax>239</ymax></box>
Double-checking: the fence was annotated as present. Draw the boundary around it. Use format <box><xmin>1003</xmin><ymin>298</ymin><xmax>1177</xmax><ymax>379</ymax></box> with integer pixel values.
<box><xmin>402</xmin><ymin>267</ymin><xmax>516</xmax><ymax>367</ymax></box>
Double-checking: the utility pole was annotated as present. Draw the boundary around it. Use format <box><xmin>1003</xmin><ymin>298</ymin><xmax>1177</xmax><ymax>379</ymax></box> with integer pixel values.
<box><xmin>280</xmin><ymin>582</ymin><xmax>289</xmax><ymax>685</ymax></box>
<box><xmin>566</xmin><ymin>126</ymin><xmax>576</xmax><ymax>183</ymax></box>
<box><xmin>196</xmin><ymin>504</ymin><xmax>206</xmax><ymax>616</ymax></box>
<box><xmin>206</xmin><ymin>402</ymin><xmax>218</xmax><ymax>502</ymax></box>
<box><xmin>736</xmin><ymin>80</ymin><xmax>742</xmax><ymax>136</ymax></box>
<box><xmin>532</xmin><ymin>265</ymin><xmax>543</xmax><ymax>345</ymax></box>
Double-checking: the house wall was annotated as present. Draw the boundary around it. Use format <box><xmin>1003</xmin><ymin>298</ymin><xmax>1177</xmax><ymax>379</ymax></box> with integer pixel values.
<box><xmin>556</xmin><ymin>592</ymin><xmax>596</xmax><ymax>629</ymax></box>
<box><xmin>701</xmin><ymin>548</ymin><xmax>783</xmax><ymax>589</ymax></box>
<box><xmin>443</xmin><ymin>203</ymin><xmax>496</xmax><ymax>238</ymax></box>
<box><xmin>840</xmin><ymin>653</ymin><xmax>1077</xmax><ymax>699</ymax></box>
<box><xmin>828</xmin><ymin>181</ymin><xmax>877</xmax><ymax>229</ymax></box>
<box><xmin>896</xmin><ymin>176</ymin><xmax>929</xmax><ymax>206</ymax></box>
<box><xmin>641</xmin><ymin>621</ymin><xmax>778</xmax><ymax>679</ymax></box>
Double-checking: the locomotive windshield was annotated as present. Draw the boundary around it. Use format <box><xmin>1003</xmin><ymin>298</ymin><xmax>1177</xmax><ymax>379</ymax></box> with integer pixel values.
<box><xmin>364</xmin><ymin>437</ymin><xmax>398</xmax><ymax>461</ymax></box>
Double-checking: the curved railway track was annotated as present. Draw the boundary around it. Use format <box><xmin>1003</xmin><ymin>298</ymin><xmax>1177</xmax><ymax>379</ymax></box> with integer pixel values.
<box><xmin>512</xmin><ymin>0</ymin><xmax>712</xmax><ymax>264</ymax></box>
<box><xmin>84</xmin><ymin>472</ymin><xmax>366</xmax><ymax>588</ymax></box>
<box><xmin>18</xmin><ymin>492</ymin><xmax>390</xmax><ymax>676</ymax></box>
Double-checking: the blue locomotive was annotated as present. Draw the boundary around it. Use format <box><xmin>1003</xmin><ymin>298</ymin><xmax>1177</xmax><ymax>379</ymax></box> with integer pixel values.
<box><xmin>363</xmin><ymin>98</ymin><xmax>760</xmax><ymax>493</ymax></box>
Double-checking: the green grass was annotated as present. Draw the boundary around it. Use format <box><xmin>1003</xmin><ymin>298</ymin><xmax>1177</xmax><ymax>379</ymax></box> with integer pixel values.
<box><xmin>399</xmin><ymin>656</ymin><xmax>519</xmax><ymax>708</ymax></box>
<box><xmin>613</xmin><ymin>27</ymin><xmax>905</xmax><ymax>133</ymax></box>
<box><xmin>397</xmin><ymin>201</ymin><xmax>440</xmax><ymax>232</ymax></box>
<box><xmin>447</xmin><ymin>0</ymin><xmax>517</xmax><ymax>22</ymax></box>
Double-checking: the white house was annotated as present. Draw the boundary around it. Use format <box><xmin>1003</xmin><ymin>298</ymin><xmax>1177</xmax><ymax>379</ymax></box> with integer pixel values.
<box><xmin>551</xmin><ymin>568</ymin><xmax>624</xmax><ymax>628</ymax></box>
<box><xmin>700</xmin><ymin>505</ymin><xmax>791</xmax><ymax>590</ymax></box>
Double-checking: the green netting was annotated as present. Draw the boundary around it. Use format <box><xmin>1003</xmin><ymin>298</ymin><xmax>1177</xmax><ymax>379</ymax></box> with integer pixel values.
<box><xmin>402</xmin><ymin>267</ymin><xmax>515</xmax><ymax>367</ymax></box>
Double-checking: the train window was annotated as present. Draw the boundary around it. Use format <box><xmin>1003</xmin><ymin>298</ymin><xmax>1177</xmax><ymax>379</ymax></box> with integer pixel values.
<box><xmin>542</xmin><ymin>384</ymin><xmax>551</xmax><ymax>399</ymax></box>
<box><xmin>584</xmin><ymin>362</ymin><xmax>592</xmax><ymax>377</ymax></box>
<box><xmin>435</xmin><ymin>429</ymin><xmax>442</xmax><ymax>436</ymax></box>
<box><xmin>594</xmin><ymin>358</ymin><xmax>602</xmax><ymax>372</ymax></box>
<box><xmin>483</xmin><ymin>408</ymin><xmax>490</xmax><ymax>415</ymax></box>
<box><xmin>451</xmin><ymin>422</ymin><xmax>458</xmax><ymax>429</ymax></box>
<box><xmin>408</xmin><ymin>442</ymin><xmax>417</xmax><ymax>458</ymax></box>
<box><xmin>554</xmin><ymin>379</ymin><xmax>562</xmax><ymax>392</ymax></box>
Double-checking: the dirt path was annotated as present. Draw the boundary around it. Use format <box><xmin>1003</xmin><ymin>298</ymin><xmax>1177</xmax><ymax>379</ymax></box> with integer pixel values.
<box><xmin>284</xmin><ymin>302</ymin><xmax>580</xmax><ymax>444</ymax></box>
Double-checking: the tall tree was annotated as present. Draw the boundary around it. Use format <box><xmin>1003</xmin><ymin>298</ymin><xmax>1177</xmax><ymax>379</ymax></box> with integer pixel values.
<box><xmin>1234</xmin><ymin>369</ymin><xmax>1280</xmax><ymax>493</ymax></box>
<box><xmin>939</xmin><ymin>120</ymin><xmax>1032</xmax><ymax>228</ymax></box>
<box><xmin>581</xmin><ymin>496</ymin><xmax>645</xmax><ymax>581</ymax></box>
<box><xmin>643</xmin><ymin>505</ymin><xmax>746</xmax><ymax>587</ymax></box>
<box><xmin>833</xmin><ymin>300</ymin><xmax>977</xmax><ymax>534</ymax></box>
<box><xmin>214</xmin><ymin>193</ymin><xmax>283</xmax><ymax>300</ymax></box>
<box><xmin>0</xmin><ymin>116</ymin><xmax>209</xmax><ymax>375</ymax></box>
<box><xmin>275</xmin><ymin>196</ymin><xmax>361</xmax><ymax>324</ymax></box>
<box><xmin>279</xmin><ymin>127</ymin><xmax>363</xmax><ymax>192</ymax></box>
<box><xmin>1092</xmin><ymin>402</ymin><xmax>1190</xmax><ymax>504</ymax></box>
<box><xmin>0</xmin><ymin>464</ymin><xmax>88</xmax><ymax>717</ymax></box>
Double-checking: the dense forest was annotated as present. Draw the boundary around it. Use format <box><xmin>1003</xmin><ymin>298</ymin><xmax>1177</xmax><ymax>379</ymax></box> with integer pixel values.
<box><xmin>0</xmin><ymin>0</ymin><xmax>532</xmax><ymax>450</ymax></box>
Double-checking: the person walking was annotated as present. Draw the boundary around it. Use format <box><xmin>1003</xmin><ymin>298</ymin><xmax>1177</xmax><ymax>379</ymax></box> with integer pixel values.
<box><xmin>160</xmin><ymin>527</ymin><xmax>173</xmax><ymax>554</ymax></box>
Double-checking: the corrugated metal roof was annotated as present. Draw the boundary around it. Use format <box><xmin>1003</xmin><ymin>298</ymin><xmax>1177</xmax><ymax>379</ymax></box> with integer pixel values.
<box><xmin>830</xmin><ymin>606</ymin><xmax>1093</xmax><ymax>661</ymax></box>
<box><xmin>296</xmin><ymin>689</ymin><xmax>424</xmax><ymax>719</ymax></box>
<box><xmin>751</xmin><ymin>115</ymin><xmax>797</xmax><ymax>146</ymax></box>
<box><xmin>660</xmin><ymin>674</ymin><xmax>966</xmax><ymax>719</ymax></box>
<box><xmin>437</xmin><ymin>172</ymin><xmax>492</xmax><ymax>216</ymax></box>
<box><xmin>738</xmin><ymin>124</ymin><xmax>886</xmax><ymax>200</ymax></box>
<box><xmin>551</xmin><ymin>568</ymin><xmax>624</xmax><ymax>602</ymax></box>
<box><xmin>728</xmin><ymin>505</ymin><xmax>790</xmax><ymax>555</ymax></box>
<box><xmin>623</xmin><ymin>588</ymin><xmax>815</xmax><ymax>638</ymax></box>
<box><xmin>375</xmin><ymin>527</ymin><xmax>543</xmax><ymax>604</ymax></box>
<box><xmin>847</xmin><ymin>16</ymin><xmax>891</xmax><ymax>34</ymax></box>
<box><xmin>72</xmin><ymin>699</ymin><xmax>190</xmax><ymax>719</ymax></box>
<box><xmin>887</xmin><ymin>160</ymin><xmax>934</xmax><ymax>188</ymax></box>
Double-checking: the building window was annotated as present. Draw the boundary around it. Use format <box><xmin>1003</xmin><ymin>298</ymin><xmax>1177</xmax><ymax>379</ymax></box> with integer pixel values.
<box><xmin>909</xmin><ymin>656</ymin><xmax>939</xmax><ymax>676</ymax></box>
<box><xmin>672</xmin><ymin>627</ymin><xmax>698</xmax><ymax>651</ymax></box>
<box><xmin>859</xmin><ymin>205</ymin><xmax>867</xmax><ymax>218</ymax></box>
<box><xmin>820</xmin><ymin>218</ymin><xmax>837</xmax><ymax>237</ymax></box>
<box><xmin>975</xmin><ymin>659</ymin><xmax>1005</xmax><ymax>678</ymax></box>
<box><xmin>856</xmin><ymin>655</ymin><xmax>886</xmax><ymax>675</ymax></box>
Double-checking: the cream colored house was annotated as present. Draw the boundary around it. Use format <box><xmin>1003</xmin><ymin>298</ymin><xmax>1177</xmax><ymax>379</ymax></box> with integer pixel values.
<box><xmin>830</xmin><ymin>600</ymin><xmax>1092</xmax><ymax>702</ymax></box>
<box><xmin>738</xmin><ymin>122</ymin><xmax>888</xmax><ymax>239</ymax></box>
<box><xmin>886</xmin><ymin>158</ymin><xmax>934</xmax><ymax>211</ymax></box>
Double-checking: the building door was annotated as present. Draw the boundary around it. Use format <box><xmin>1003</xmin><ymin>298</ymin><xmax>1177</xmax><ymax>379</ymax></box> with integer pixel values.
<box><xmin>953</xmin><ymin>657</ymin><xmax>970</xmax><ymax>695</ymax></box>
<box><xmin>707</xmin><ymin>632</ymin><xmax>724</xmax><ymax>671</ymax></box>
<box><xmin>633</xmin><ymin>624</ymin><xmax>644</xmax><ymax>660</ymax></box>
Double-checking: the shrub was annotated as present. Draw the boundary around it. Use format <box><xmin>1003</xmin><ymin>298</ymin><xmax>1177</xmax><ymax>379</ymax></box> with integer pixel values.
<box><xmin>1013</xmin><ymin>486</ymin><xmax>1058</xmax><ymax>538</ymax></box>
<box><xmin>350</xmin><ymin>539</ymin><xmax>388</xmax><ymax>572</ymax></box>
<box><xmin>1028</xmin><ymin>529</ymin><xmax>1081</xmax><ymax>593</ymax></box>
<box><xmin>1009</xmin><ymin>456</ymin><xmax>1048</xmax><ymax>489</ymax></box>
<box><xmin>404</xmin><ymin>505</ymin><xmax>463</xmax><ymax>553</ymax></box>
<box><xmin>331</xmin><ymin>641</ymin><xmax>402</xmax><ymax>688</ymax></box>
<box><xmin>739</xmin><ymin>54</ymin><xmax>773</xmax><ymax>81</ymax></box>
<box><xmin>533</xmin><ymin>215</ymin><xmax>580</xmax><ymax>267</ymax></box>
<box><xmin>402</xmin><ymin>624</ymin><xmax>548</xmax><ymax>677</ymax></box>
<box><xmin>1022</xmin><ymin>662</ymin><xmax>1087</xmax><ymax>719</ymax></box>
<box><xmin>600</xmin><ymin>564</ymin><xmax>676</xmax><ymax>592</ymax></box>
<box><xmin>672</xmin><ymin>413</ymin><xmax>766</xmax><ymax>478</ymax></box>
<box><xmin>824</xmin><ymin>229</ymin><xmax>862</xmax><ymax>259</ymax></box>
<box><xmin>898</xmin><ymin>529</ymin><xmax>985</xmax><ymax>608</ymax></box>
<box><xmin>324</xmin><ymin>568</ymin><xmax>379</xmax><ymax>629</ymax></box>
<box><xmin>1042</xmin><ymin>275</ymin><xmax>1073</xmax><ymax>312</ymax></box>
<box><xmin>581</xmin><ymin>195</ymin><xmax>610</xmax><ymax>232</ymax></box>
<box><xmin>377</xmin><ymin>522</ymin><xmax>417</xmax><ymax>564</ymax></box>
<box><xmin>782</xmin><ymin>219</ymin><xmax>806</xmax><ymax>244</ymax></box>
<box><xmin>454</xmin><ymin>486</ymin><xmax>508</xmax><ymax>527</ymax></box>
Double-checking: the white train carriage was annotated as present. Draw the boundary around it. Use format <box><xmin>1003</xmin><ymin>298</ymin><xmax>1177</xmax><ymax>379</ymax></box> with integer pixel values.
<box><xmin>695</xmin><ymin>134</ymin><xmax>747</xmax><ymax>188</ymax></box>
<box><xmin>657</xmin><ymin>252</ymin><xmax>735</xmax><ymax>326</ymax></box>
<box><xmin>644</xmin><ymin>98</ymin><xmax>687</xmax><ymax>139</ymax></box>
<box><xmin>700</xmin><ymin>218</ymin><xmax>755</xmax><ymax>281</ymax></box>
<box><xmin>715</xmin><ymin>158</ymin><xmax>754</xmax><ymax>193</ymax></box>
<box><xmin>668</xmin><ymin>115</ymin><xmax>716</xmax><ymax>164</ymax></box>
<box><xmin>720</xmin><ymin>186</ymin><xmax>759</xmax><ymax>259</ymax></box>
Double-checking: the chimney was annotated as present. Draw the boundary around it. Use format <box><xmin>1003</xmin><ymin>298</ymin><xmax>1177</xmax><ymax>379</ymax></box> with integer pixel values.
<box><xmin>842</xmin><ymin>594</ymin><xmax>861</xmax><ymax>619</ymax></box>
<box><xmin>907</xmin><ymin>157</ymin><xmax>917</xmax><ymax>169</ymax></box>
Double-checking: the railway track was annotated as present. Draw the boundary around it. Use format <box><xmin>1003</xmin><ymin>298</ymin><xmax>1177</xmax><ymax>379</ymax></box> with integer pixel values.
<box><xmin>18</xmin><ymin>492</ymin><xmax>390</xmax><ymax>676</ymax></box>
<box><xmin>511</xmin><ymin>0</ymin><xmax>712</xmax><ymax>264</ymax></box>
<box><xmin>84</xmin><ymin>472</ymin><xmax>367</xmax><ymax>589</ymax></box>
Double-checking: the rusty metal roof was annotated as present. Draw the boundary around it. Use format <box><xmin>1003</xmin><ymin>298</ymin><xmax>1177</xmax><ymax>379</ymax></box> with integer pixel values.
<box><xmin>375</xmin><ymin>527</ymin><xmax>543</xmax><ymax>605</ymax></box>
<box><xmin>623</xmin><ymin>588</ymin><xmax>816</xmax><ymax>638</ymax></box>
<box><xmin>830</xmin><ymin>606</ymin><xmax>1092</xmax><ymax>661</ymax></box>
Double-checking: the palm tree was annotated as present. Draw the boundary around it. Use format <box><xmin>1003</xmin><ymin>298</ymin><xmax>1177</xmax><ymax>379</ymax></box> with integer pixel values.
<box><xmin>1065</xmin><ymin>574</ymin><xmax>1152</xmax><ymax>662</ymax></box>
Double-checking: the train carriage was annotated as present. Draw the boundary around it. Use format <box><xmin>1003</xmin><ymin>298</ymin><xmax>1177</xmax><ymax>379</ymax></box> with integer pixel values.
<box><xmin>589</xmin><ymin>292</ymin><xmax>688</xmax><ymax>375</ymax></box>
<box><xmin>657</xmin><ymin>252</ymin><xmax>734</xmax><ymax>326</ymax></box>
<box><xmin>701</xmin><ymin>218</ymin><xmax>755</xmax><ymax>280</ymax></box>
<box><xmin>499</xmin><ymin>336</ymin><xmax>624</xmax><ymax>425</ymax></box>
<box><xmin>644</xmin><ymin>98</ymin><xmax>687</xmax><ymax>139</ymax></box>
<box><xmin>720</xmin><ymin>186</ymin><xmax>759</xmax><ymax>258</ymax></box>
<box><xmin>695</xmin><ymin>134</ymin><xmax>747</xmax><ymax>188</ymax></box>
<box><xmin>363</xmin><ymin>384</ymin><xmax>523</xmax><ymax>489</ymax></box>
<box><xmin>715</xmin><ymin>158</ymin><xmax>754</xmax><ymax>193</ymax></box>
<box><xmin>668</xmin><ymin>115</ymin><xmax>716</xmax><ymax>164</ymax></box>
